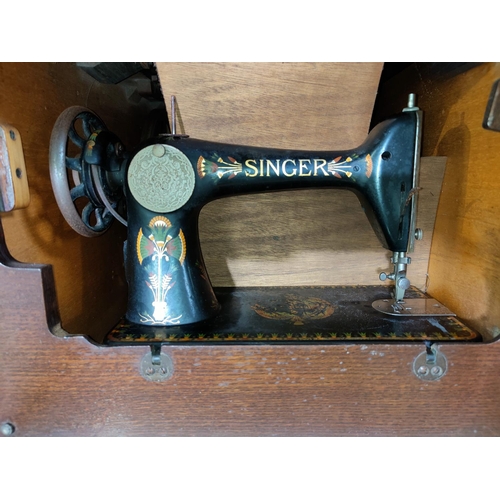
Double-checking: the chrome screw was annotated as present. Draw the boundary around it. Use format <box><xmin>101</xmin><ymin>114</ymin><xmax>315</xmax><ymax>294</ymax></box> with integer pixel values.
<box><xmin>418</xmin><ymin>366</ymin><xmax>429</xmax><ymax>376</ymax></box>
<box><xmin>1</xmin><ymin>422</ymin><xmax>15</xmax><ymax>436</ymax></box>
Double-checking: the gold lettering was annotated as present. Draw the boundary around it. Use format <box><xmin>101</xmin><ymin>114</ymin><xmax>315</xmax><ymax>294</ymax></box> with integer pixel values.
<box><xmin>313</xmin><ymin>159</ymin><xmax>329</xmax><ymax>176</ymax></box>
<box><xmin>298</xmin><ymin>159</ymin><xmax>312</xmax><ymax>176</ymax></box>
<box><xmin>282</xmin><ymin>159</ymin><xmax>297</xmax><ymax>177</ymax></box>
<box><xmin>259</xmin><ymin>159</ymin><xmax>264</xmax><ymax>177</ymax></box>
<box><xmin>245</xmin><ymin>159</ymin><xmax>258</xmax><ymax>177</ymax></box>
<box><xmin>266</xmin><ymin>159</ymin><xmax>280</xmax><ymax>177</ymax></box>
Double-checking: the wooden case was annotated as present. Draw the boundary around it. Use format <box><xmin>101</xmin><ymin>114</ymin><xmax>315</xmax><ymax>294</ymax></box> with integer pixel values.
<box><xmin>1</xmin><ymin>62</ymin><xmax>499</xmax><ymax>436</ymax></box>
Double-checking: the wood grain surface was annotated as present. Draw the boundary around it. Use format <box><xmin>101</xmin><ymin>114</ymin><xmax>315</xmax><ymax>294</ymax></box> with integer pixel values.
<box><xmin>1</xmin><ymin>249</ymin><xmax>500</xmax><ymax>436</ymax></box>
<box><xmin>158</xmin><ymin>62</ymin><xmax>440</xmax><ymax>290</ymax></box>
<box><xmin>1</xmin><ymin>62</ymin><xmax>500</xmax><ymax>437</ymax></box>
<box><xmin>0</xmin><ymin>63</ymin><xmax>157</xmax><ymax>338</ymax></box>
<box><xmin>374</xmin><ymin>62</ymin><xmax>500</xmax><ymax>341</ymax></box>
<box><xmin>157</xmin><ymin>62</ymin><xmax>381</xmax><ymax>149</ymax></box>
<box><xmin>199</xmin><ymin>157</ymin><xmax>445</xmax><ymax>291</ymax></box>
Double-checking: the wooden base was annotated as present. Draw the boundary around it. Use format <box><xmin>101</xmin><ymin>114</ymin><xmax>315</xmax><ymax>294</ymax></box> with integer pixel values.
<box><xmin>1</xmin><ymin>257</ymin><xmax>499</xmax><ymax>436</ymax></box>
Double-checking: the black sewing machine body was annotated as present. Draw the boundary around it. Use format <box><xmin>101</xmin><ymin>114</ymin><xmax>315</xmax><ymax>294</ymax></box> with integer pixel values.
<box><xmin>124</xmin><ymin>110</ymin><xmax>418</xmax><ymax>326</ymax></box>
<box><xmin>49</xmin><ymin>95</ymin><xmax>468</xmax><ymax>345</ymax></box>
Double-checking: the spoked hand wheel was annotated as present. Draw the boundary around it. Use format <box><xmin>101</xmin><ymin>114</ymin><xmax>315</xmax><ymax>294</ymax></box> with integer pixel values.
<box><xmin>49</xmin><ymin>106</ymin><xmax>126</xmax><ymax>237</ymax></box>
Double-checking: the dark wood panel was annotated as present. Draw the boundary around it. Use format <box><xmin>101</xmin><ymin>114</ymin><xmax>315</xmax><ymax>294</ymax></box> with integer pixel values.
<box><xmin>1</xmin><ymin>258</ymin><xmax>499</xmax><ymax>436</ymax></box>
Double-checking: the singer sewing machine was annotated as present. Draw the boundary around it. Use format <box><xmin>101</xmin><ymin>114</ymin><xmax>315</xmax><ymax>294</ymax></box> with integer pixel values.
<box><xmin>48</xmin><ymin>93</ymin><xmax>477</xmax><ymax>347</ymax></box>
<box><xmin>3</xmin><ymin>62</ymin><xmax>500</xmax><ymax>437</ymax></box>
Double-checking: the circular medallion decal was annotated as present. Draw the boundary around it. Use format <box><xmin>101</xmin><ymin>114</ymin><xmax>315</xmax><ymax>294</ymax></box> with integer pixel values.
<box><xmin>128</xmin><ymin>144</ymin><xmax>195</xmax><ymax>213</ymax></box>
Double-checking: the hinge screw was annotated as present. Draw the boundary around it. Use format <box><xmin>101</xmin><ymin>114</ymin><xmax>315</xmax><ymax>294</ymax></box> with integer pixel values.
<box><xmin>1</xmin><ymin>422</ymin><xmax>15</xmax><ymax>436</ymax></box>
<box><xmin>417</xmin><ymin>366</ymin><xmax>429</xmax><ymax>376</ymax></box>
<box><xmin>431</xmin><ymin>366</ymin><xmax>443</xmax><ymax>377</ymax></box>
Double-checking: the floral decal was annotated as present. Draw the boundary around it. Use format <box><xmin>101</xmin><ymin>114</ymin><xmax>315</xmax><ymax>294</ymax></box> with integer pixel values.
<box><xmin>252</xmin><ymin>294</ymin><xmax>335</xmax><ymax>326</ymax></box>
<box><xmin>136</xmin><ymin>216</ymin><xmax>186</xmax><ymax>325</ymax></box>
<box><xmin>197</xmin><ymin>155</ymin><xmax>243</xmax><ymax>179</ymax></box>
<box><xmin>327</xmin><ymin>154</ymin><xmax>360</xmax><ymax>178</ymax></box>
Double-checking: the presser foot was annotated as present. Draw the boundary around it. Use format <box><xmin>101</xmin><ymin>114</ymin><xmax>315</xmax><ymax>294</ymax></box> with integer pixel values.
<box><xmin>379</xmin><ymin>251</ymin><xmax>412</xmax><ymax>302</ymax></box>
<box><xmin>372</xmin><ymin>297</ymin><xmax>456</xmax><ymax>317</ymax></box>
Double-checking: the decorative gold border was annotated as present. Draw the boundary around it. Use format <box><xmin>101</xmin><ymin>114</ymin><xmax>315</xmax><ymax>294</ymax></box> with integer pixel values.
<box><xmin>108</xmin><ymin>320</ymin><xmax>479</xmax><ymax>344</ymax></box>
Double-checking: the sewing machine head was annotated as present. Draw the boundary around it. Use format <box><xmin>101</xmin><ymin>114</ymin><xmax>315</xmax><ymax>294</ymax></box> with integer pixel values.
<box><xmin>49</xmin><ymin>94</ymin><xmax>428</xmax><ymax>327</ymax></box>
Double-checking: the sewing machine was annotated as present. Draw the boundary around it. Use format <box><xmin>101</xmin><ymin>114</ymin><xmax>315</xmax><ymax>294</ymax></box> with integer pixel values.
<box><xmin>48</xmin><ymin>93</ymin><xmax>474</xmax><ymax>347</ymax></box>
<box><xmin>3</xmin><ymin>62</ymin><xmax>499</xmax><ymax>436</ymax></box>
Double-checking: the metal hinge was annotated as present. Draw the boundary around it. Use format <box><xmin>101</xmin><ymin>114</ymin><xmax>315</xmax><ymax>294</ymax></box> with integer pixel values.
<box><xmin>140</xmin><ymin>345</ymin><xmax>174</xmax><ymax>382</ymax></box>
<box><xmin>413</xmin><ymin>342</ymin><xmax>448</xmax><ymax>381</ymax></box>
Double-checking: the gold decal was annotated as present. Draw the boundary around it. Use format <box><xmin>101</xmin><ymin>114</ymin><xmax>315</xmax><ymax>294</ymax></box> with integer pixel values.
<box><xmin>252</xmin><ymin>294</ymin><xmax>335</xmax><ymax>325</ymax></box>
<box><xmin>313</xmin><ymin>159</ymin><xmax>329</xmax><ymax>176</ymax></box>
<box><xmin>240</xmin><ymin>157</ymin><xmax>355</xmax><ymax>178</ymax></box>
<box><xmin>244</xmin><ymin>159</ymin><xmax>258</xmax><ymax>177</ymax></box>
<box><xmin>298</xmin><ymin>159</ymin><xmax>312</xmax><ymax>176</ymax></box>
<box><xmin>282</xmin><ymin>159</ymin><xmax>297</xmax><ymax>177</ymax></box>
<box><xmin>266</xmin><ymin>159</ymin><xmax>280</xmax><ymax>177</ymax></box>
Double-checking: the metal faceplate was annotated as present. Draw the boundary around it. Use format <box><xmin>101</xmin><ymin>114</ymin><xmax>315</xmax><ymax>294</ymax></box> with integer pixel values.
<box><xmin>372</xmin><ymin>298</ymin><xmax>456</xmax><ymax>317</ymax></box>
<box><xmin>128</xmin><ymin>144</ymin><xmax>195</xmax><ymax>213</ymax></box>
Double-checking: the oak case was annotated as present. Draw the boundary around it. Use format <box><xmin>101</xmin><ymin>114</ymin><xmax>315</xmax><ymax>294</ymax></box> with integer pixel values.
<box><xmin>1</xmin><ymin>62</ymin><xmax>499</xmax><ymax>436</ymax></box>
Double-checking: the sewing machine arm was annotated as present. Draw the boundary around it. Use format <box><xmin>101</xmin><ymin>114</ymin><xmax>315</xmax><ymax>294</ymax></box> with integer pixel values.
<box><xmin>49</xmin><ymin>95</ymin><xmax>430</xmax><ymax>327</ymax></box>
<box><xmin>122</xmin><ymin>107</ymin><xmax>421</xmax><ymax>325</ymax></box>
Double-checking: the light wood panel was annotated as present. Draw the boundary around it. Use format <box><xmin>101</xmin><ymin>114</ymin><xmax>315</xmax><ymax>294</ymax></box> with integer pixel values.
<box><xmin>0</xmin><ymin>124</ymin><xmax>30</xmax><ymax>211</ymax></box>
<box><xmin>200</xmin><ymin>157</ymin><xmax>445</xmax><ymax>291</ymax></box>
<box><xmin>374</xmin><ymin>62</ymin><xmax>500</xmax><ymax>340</ymax></box>
<box><xmin>158</xmin><ymin>62</ymin><xmax>441</xmax><ymax>292</ymax></box>
<box><xmin>157</xmin><ymin>62</ymin><xmax>381</xmax><ymax>149</ymax></box>
<box><xmin>0</xmin><ymin>63</ymin><xmax>155</xmax><ymax>338</ymax></box>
